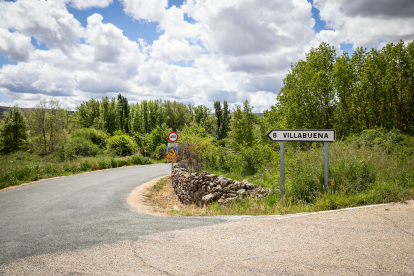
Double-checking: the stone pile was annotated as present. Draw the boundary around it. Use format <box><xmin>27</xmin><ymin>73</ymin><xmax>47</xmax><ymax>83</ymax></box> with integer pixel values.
<box><xmin>171</xmin><ymin>166</ymin><xmax>273</xmax><ymax>205</ymax></box>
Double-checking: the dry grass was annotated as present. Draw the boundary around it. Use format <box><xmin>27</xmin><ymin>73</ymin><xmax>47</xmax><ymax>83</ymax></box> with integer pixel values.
<box><xmin>144</xmin><ymin>176</ymin><xmax>224</xmax><ymax>216</ymax></box>
<box><xmin>144</xmin><ymin>176</ymin><xmax>185</xmax><ymax>214</ymax></box>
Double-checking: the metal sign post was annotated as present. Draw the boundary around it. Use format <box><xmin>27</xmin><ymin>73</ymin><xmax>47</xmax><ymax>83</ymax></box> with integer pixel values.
<box><xmin>324</xmin><ymin>142</ymin><xmax>329</xmax><ymax>193</ymax></box>
<box><xmin>267</xmin><ymin>129</ymin><xmax>336</xmax><ymax>197</ymax></box>
<box><xmin>280</xmin><ymin>141</ymin><xmax>285</xmax><ymax>197</ymax></box>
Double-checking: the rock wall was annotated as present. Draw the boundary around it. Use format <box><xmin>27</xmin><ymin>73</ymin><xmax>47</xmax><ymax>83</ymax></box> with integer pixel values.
<box><xmin>171</xmin><ymin>166</ymin><xmax>272</xmax><ymax>205</ymax></box>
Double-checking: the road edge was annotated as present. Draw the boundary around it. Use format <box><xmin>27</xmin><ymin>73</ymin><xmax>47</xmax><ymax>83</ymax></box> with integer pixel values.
<box><xmin>127</xmin><ymin>175</ymin><xmax>171</xmax><ymax>216</ymax></box>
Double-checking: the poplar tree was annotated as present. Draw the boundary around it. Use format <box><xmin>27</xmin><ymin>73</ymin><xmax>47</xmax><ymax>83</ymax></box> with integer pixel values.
<box><xmin>0</xmin><ymin>106</ymin><xmax>28</xmax><ymax>153</ymax></box>
<box><xmin>214</xmin><ymin>101</ymin><xmax>222</xmax><ymax>138</ymax></box>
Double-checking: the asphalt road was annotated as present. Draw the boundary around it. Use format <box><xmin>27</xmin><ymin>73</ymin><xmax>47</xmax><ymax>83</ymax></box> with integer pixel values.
<box><xmin>0</xmin><ymin>164</ymin><xmax>227</xmax><ymax>265</ymax></box>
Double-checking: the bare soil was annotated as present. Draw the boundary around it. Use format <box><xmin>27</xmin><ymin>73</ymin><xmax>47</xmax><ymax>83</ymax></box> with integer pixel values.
<box><xmin>127</xmin><ymin>176</ymin><xmax>187</xmax><ymax>216</ymax></box>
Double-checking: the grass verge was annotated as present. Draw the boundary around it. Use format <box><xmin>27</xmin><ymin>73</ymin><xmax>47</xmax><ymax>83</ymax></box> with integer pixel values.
<box><xmin>147</xmin><ymin>166</ymin><xmax>414</xmax><ymax>216</ymax></box>
<box><xmin>0</xmin><ymin>152</ymin><xmax>155</xmax><ymax>190</ymax></box>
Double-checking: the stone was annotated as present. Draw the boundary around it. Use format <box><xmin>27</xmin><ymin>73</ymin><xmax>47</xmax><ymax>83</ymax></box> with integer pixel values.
<box><xmin>204</xmin><ymin>174</ymin><xmax>218</xmax><ymax>179</ymax></box>
<box><xmin>202</xmin><ymin>194</ymin><xmax>214</xmax><ymax>203</ymax></box>
<box><xmin>245</xmin><ymin>183</ymin><xmax>257</xmax><ymax>190</ymax></box>
<box><xmin>237</xmin><ymin>189</ymin><xmax>246</xmax><ymax>195</ymax></box>
<box><xmin>171</xmin><ymin>165</ymin><xmax>272</xmax><ymax>205</ymax></box>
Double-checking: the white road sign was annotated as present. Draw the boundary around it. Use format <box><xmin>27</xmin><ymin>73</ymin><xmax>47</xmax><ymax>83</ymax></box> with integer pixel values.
<box><xmin>168</xmin><ymin>132</ymin><xmax>178</xmax><ymax>142</ymax></box>
<box><xmin>267</xmin><ymin>129</ymin><xmax>336</xmax><ymax>142</ymax></box>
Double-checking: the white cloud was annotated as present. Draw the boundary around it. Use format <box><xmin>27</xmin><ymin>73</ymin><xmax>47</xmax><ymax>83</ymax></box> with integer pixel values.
<box><xmin>0</xmin><ymin>28</ymin><xmax>34</xmax><ymax>61</ymax></box>
<box><xmin>65</xmin><ymin>0</ymin><xmax>113</xmax><ymax>10</ymax></box>
<box><xmin>120</xmin><ymin>0</ymin><xmax>168</xmax><ymax>22</ymax></box>
<box><xmin>151</xmin><ymin>36</ymin><xmax>202</xmax><ymax>63</ymax></box>
<box><xmin>0</xmin><ymin>0</ymin><xmax>84</xmax><ymax>54</ymax></box>
<box><xmin>314</xmin><ymin>0</ymin><xmax>414</xmax><ymax>49</ymax></box>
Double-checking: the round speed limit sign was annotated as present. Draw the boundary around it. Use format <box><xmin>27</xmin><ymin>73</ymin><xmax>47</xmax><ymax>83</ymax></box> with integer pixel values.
<box><xmin>168</xmin><ymin>132</ymin><xmax>178</xmax><ymax>142</ymax></box>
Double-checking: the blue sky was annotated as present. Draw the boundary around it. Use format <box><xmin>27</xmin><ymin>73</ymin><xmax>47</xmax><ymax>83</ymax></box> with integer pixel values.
<box><xmin>0</xmin><ymin>0</ymin><xmax>412</xmax><ymax>110</ymax></box>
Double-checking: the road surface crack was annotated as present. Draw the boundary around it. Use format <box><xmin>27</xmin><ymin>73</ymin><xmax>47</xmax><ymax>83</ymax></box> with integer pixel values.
<box><xmin>373</xmin><ymin>213</ymin><xmax>414</xmax><ymax>237</ymax></box>
<box><xmin>130</xmin><ymin>241</ymin><xmax>175</xmax><ymax>276</ymax></box>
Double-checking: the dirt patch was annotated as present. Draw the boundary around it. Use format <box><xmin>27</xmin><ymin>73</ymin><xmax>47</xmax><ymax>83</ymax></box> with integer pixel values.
<box><xmin>127</xmin><ymin>175</ymin><xmax>188</xmax><ymax>216</ymax></box>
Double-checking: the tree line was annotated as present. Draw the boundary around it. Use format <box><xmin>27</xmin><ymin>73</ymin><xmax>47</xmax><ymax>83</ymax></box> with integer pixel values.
<box><xmin>267</xmin><ymin>40</ymin><xmax>414</xmax><ymax>137</ymax></box>
<box><xmin>0</xmin><ymin>95</ymin><xmax>233</xmax><ymax>157</ymax></box>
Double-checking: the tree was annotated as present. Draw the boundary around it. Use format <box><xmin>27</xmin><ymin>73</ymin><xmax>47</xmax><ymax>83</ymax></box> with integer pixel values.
<box><xmin>96</xmin><ymin>96</ymin><xmax>118</xmax><ymax>134</ymax></box>
<box><xmin>141</xmin><ymin>100</ymin><xmax>149</xmax><ymax>133</ymax></box>
<box><xmin>76</xmin><ymin>98</ymin><xmax>100</xmax><ymax>128</ymax></box>
<box><xmin>229</xmin><ymin>100</ymin><xmax>256</xmax><ymax>150</ymax></box>
<box><xmin>220</xmin><ymin>101</ymin><xmax>231</xmax><ymax>139</ymax></box>
<box><xmin>28</xmin><ymin>98</ymin><xmax>68</xmax><ymax>155</ymax></box>
<box><xmin>117</xmin><ymin>93</ymin><xmax>129</xmax><ymax>133</ymax></box>
<box><xmin>0</xmin><ymin>106</ymin><xmax>28</xmax><ymax>153</ymax></box>
<box><xmin>193</xmin><ymin>105</ymin><xmax>209</xmax><ymax>126</ymax></box>
<box><xmin>214</xmin><ymin>101</ymin><xmax>222</xmax><ymax>138</ymax></box>
<box><xmin>276</xmin><ymin>42</ymin><xmax>336</xmax><ymax>130</ymax></box>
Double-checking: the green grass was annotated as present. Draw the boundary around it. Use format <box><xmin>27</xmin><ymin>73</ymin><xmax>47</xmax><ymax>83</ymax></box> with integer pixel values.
<box><xmin>194</xmin><ymin>140</ymin><xmax>414</xmax><ymax>216</ymax></box>
<box><xmin>0</xmin><ymin>152</ymin><xmax>155</xmax><ymax>190</ymax></box>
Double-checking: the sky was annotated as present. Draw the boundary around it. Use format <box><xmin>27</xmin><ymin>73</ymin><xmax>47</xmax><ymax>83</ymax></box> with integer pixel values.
<box><xmin>0</xmin><ymin>0</ymin><xmax>414</xmax><ymax>112</ymax></box>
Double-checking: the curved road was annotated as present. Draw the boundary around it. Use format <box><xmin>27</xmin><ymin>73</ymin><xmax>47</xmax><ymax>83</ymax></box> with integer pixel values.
<box><xmin>0</xmin><ymin>164</ymin><xmax>226</xmax><ymax>265</ymax></box>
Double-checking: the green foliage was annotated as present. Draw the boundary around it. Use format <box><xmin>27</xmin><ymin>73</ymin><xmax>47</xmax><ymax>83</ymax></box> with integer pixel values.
<box><xmin>271</xmin><ymin>39</ymin><xmax>414</xmax><ymax>137</ymax></box>
<box><xmin>117</xmin><ymin>93</ymin><xmax>130</xmax><ymax>133</ymax></box>
<box><xmin>152</xmin><ymin>144</ymin><xmax>167</xmax><ymax>159</ymax></box>
<box><xmin>193</xmin><ymin>105</ymin><xmax>210</xmax><ymax>126</ymax></box>
<box><xmin>275</xmin><ymin>42</ymin><xmax>336</xmax><ymax>130</ymax></box>
<box><xmin>180</xmin><ymin>123</ymin><xmax>206</xmax><ymax>138</ymax></box>
<box><xmin>0</xmin><ymin>106</ymin><xmax>28</xmax><ymax>154</ymax></box>
<box><xmin>70</xmin><ymin>128</ymin><xmax>108</xmax><ymax>148</ymax></box>
<box><xmin>0</xmin><ymin>154</ymin><xmax>155</xmax><ymax>190</ymax></box>
<box><xmin>134</xmin><ymin>123</ymin><xmax>171</xmax><ymax>158</ymax></box>
<box><xmin>229</xmin><ymin>100</ymin><xmax>256</xmax><ymax>151</ymax></box>
<box><xmin>66</xmin><ymin>137</ymin><xmax>100</xmax><ymax>157</ymax></box>
<box><xmin>214</xmin><ymin>101</ymin><xmax>231</xmax><ymax>139</ymax></box>
<box><xmin>107</xmin><ymin>133</ymin><xmax>136</xmax><ymax>156</ymax></box>
<box><xmin>27</xmin><ymin>98</ymin><xmax>70</xmax><ymax>155</ymax></box>
<box><xmin>76</xmin><ymin>98</ymin><xmax>100</xmax><ymax>128</ymax></box>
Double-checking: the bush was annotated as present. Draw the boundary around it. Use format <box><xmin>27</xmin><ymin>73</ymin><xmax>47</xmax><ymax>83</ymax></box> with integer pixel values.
<box><xmin>129</xmin><ymin>155</ymin><xmax>152</xmax><ymax>165</ymax></box>
<box><xmin>71</xmin><ymin>128</ymin><xmax>108</xmax><ymax>148</ymax></box>
<box><xmin>107</xmin><ymin>134</ymin><xmax>136</xmax><ymax>156</ymax></box>
<box><xmin>152</xmin><ymin>144</ymin><xmax>167</xmax><ymax>160</ymax></box>
<box><xmin>348</xmin><ymin>128</ymin><xmax>405</xmax><ymax>153</ymax></box>
<box><xmin>330</xmin><ymin>159</ymin><xmax>375</xmax><ymax>194</ymax></box>
<box><xmin>66</xmin><ymin>137</ymin><xmax>100</xmax><ymax>157</ymax></box>
<box><xmin>97</xmin><ymin>158</ymin><xmax>111</xmax><ymax>169</ymax></box>
<box><xmin>80</xmin><ymin>160</ymin><xmax>92</xmax><ymax>171</ymax></box>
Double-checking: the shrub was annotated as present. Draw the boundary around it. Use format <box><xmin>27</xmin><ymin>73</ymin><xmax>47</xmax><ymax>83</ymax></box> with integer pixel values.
<box><xmin>110</xmin><ymin>157</ymin><xmax>118</xmax><ymax>168</ymax></box>
<box><xmin>66</xmin><ymin>137</ymin><xmax>100</xmax><ymax>157</ymax></box>
<box><xmin>80</xmin><ymin>160</ymin><xmax>92</xmax><ymax>171</ymax></box>
<box><xmin>98</xmin><ymin>158</ymin><xmax>111</xmax><ymax>169</ymax></box>
<box><xmin>330</xmin><ymin>159</ymin><xmax>375</xmax><ymax>194</ymax></box>
<box><xmin>117</xmin><ymin>158</ymin><xmax>129</xmax><ymax>167</ymax></box>
<box><xmin>152</xmin><ymin>144</ymin><xmax>167</xmax><ymax>160</ymax></box>
<box><xmin>107</xmin><ymin>134</ymin><xmax>136</xmax><ymax>156</ymax></box>
<box><xmin>70</xmin><ymin>128</ymin><xmax>108</xmax><ymax>148</ymax></box>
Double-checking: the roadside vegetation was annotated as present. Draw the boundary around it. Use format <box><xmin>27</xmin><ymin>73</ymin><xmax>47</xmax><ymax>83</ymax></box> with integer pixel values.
<box><xmin>1</xmin><ymin>40</ymin><xmax>413</xmax><ymax>217</ymax></box>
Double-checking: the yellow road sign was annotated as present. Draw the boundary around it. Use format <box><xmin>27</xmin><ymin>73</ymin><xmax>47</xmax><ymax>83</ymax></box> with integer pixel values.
<box><xmin>165</xmin><ymin>147</ymin><xmax>177</xmax><ymax>159</ymax></box>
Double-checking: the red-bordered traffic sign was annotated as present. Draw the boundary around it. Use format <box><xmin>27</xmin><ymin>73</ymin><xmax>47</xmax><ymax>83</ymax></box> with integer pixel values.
<box><xmin>168</xmin><ymin>132</ymin><xmax>178</xmax><ymax>142</ymax></box>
